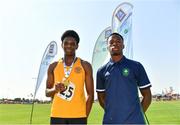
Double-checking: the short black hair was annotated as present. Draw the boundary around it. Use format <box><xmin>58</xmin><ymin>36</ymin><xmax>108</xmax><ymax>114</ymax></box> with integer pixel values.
<box><xmin>108</xmin><ymin>32</ymin><xmax>124</xmax><ymax>42</ymax></box>
<box><xmin>61</xmin><ymin>30</ymin><xmax>80</xmax><ymax>44</ymax></box>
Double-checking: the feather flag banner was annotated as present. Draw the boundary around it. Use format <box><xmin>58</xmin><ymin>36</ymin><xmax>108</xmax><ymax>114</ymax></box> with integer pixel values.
<box><xmin>112</xmin><ymin>2</ymin><xmax>133</xmax><ymax>59</ymax></box>
<box><xmin>92</xmin><ymin>27</ymin><xmax>111</xmax><ymax>76</ymax></box>
<box><xmin>30</xmin><ymin>41</ymin><xmax>57</xmax><ymax>124</ymax></box>
<box><xmin>34</xmin><ymin>41</ymin><xmax>58</xmax><ymax>97</ymax></box>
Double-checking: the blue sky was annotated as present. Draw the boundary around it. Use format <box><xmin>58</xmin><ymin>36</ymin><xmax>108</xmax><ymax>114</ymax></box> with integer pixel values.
<box><xmin>0</xmin><ymin>0</ymin><xmax>179</xmax><ymax>100</ymax></box>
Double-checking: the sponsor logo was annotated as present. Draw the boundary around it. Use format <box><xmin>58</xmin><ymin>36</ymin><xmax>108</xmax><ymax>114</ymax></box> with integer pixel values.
<box><xmin>116</xmin><ymin>9</ymin><xmax>126</xmax><ymax>22</ymax></box>
<box><xmin>105</xmin><ymin>29</ymin><xmax>112</xmax><ymax>38</ymax></box>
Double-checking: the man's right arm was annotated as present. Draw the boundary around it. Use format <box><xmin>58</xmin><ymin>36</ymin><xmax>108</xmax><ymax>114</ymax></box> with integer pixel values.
<box><xmin>97</xmin><ymin>92</ymin><xmax>105</xmax><ymax>109</ymax></box>
<box><xmin>96</xmin><ymin>68</ymin><xmax>106</xmax><ymax>110</ymax></box>
<box><xmin>45</xmin><ymin>62</ymin><xmax>57</xmax><ymax>97</ymax></box>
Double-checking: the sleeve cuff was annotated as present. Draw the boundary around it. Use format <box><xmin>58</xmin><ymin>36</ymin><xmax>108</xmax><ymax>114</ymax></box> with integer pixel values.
<box><xmin>96</xmin><ymin>89</ymin><xmax>105</xmax><ymax>92</ymax></box>
<box><xmin>139</xmin><ymin>83</ymin><xmax>151</xmax><ymax>89</ymax></box>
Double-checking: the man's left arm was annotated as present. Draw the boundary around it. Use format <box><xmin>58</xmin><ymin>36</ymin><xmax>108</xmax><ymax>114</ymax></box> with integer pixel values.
<box><xmin>140</xmin><ymin>87</ymin><xmax>152</xmax><ymax>112</ymax></box>
<box><xmin>82</xmin><ymin>61</ymin><xmax>94</xmax><ymax>117</ymax></box>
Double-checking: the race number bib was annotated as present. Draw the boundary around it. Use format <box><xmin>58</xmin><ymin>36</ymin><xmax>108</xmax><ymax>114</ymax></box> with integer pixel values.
<box><xmin>57</xmin><ymin>82</ymin><xmax>75</xmax><ymax>101</ymax></box>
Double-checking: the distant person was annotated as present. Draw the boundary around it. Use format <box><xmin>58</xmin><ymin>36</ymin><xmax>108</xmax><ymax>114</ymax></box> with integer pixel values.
<box><xmin>46</xmin><ymin>30</ymin><xmax>94</xmax><ymax>124</ymax></box>
<box><xmin>96</xmin><ymin>32</ymin><xmax>152</xmax><ymax>124</ymax></box>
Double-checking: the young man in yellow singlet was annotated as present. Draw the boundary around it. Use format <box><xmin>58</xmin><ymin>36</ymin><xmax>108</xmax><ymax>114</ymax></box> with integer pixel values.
<box><xmin>46</xmin><ymin>30</ymin><xmax>94</xmax><ymax>124</ymax></box>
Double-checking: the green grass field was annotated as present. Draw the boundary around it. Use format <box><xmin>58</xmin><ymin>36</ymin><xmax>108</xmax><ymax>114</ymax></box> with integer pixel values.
<box><xmin>0</xmin><ymin>101</ymin><xmax>180</xmax><ymax>124</ymax></box>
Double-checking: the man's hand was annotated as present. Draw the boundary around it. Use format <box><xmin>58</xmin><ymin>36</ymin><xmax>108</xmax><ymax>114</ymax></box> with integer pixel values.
<box><xmin>55</xmin><ymin>83</ymin><xmax>66</xmax><ymax>92</ymax></box>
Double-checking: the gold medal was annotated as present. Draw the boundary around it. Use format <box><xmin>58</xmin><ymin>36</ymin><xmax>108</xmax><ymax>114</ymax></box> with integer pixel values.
<box><xmin>63</xmin><ymin>79</ymin><xmax>70</xmax><ymax>86</ymax></box>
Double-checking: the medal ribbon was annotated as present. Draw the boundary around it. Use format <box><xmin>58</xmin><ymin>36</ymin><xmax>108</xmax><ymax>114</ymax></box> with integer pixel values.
<box><xmin>63</xmin><ymin>57</ymin><xmax>76</xmax><ymax>79</ymax></box>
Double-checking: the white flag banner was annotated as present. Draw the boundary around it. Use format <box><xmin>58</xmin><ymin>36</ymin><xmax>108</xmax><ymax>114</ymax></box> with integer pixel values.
<box><xmin>112</xmin><ymin>2</ymin><xmax>133</xmax><ymax>59</ymax></box>
<box><xmin>92</xmin><ymin>27</ymin><xmax>111</xmax><ymax>76</ymax></box>
<box><xmin>34</xmin><ymin>41</ymin><xmax>58</xmax><ymax>97</ymax></box>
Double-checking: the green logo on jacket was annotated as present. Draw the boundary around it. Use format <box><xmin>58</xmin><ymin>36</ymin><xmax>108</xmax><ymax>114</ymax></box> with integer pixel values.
<box><xmin>122</xmin><ymin>68</ymin><xmax>129</xmax><ymax>77</ymax></box>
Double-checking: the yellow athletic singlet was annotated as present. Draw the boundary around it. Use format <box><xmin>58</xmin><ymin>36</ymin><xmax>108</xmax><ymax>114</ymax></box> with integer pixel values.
<box><xmin>51</xmin><ymin>57</ymin><xmax>86</xmax><ymax>118</ymax></box>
